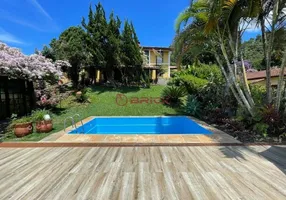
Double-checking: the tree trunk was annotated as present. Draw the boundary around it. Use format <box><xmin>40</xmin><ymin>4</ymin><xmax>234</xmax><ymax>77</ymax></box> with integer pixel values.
<box><xmin>214</xmin><ymin>53</ymin><xmax>243</xmax><ymax>106</ymax></box>
<box><xmin>262</xmin><ymin>0</ymin><xmax>279</xmax><ymax>104</ymax></box>
<box><xmin>226</xmin><ymin>24</ymin><xmax>255</xmax><ymax>108</ymax></box>
<box><xmin>275</xmin><ymin>50</ymin><xmax>286</xmax><ymax>109</ymax></box>
<box><xmin>219</xmin><ymin>39</ymin><xmax>254</xmax><ymax>115</ymax></box>
<box><xmin>241</xmin><ymin>56</ymin><xmax>255</xmax><ymax>107</ymax></box>
<box><xmin>260</xmin><ymin>19</ymin><xmax>272</xmax><ymax>104</ymax></box>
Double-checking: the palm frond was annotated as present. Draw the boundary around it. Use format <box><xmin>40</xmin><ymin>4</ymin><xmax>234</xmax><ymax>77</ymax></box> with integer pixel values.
<box><xmin>223</xmin><ymin>0</ymin><xmax>237</xmax><ymax>9</ymax></box>
<box><xmin>204</xmin><ymin>18</ymin><xmax>218</xmax><ymax>33</ymax></box>
<box><xmin>175</xmin><ymin>7</ymin><xmax>193</xmax><ymax>32</ymax></box>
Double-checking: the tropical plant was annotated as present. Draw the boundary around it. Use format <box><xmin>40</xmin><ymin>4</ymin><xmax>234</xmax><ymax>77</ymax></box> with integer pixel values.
<box><xmin>253</xmin><ymin>122</ymin><xmax>269</xmax><ymax>137</ymax></box>
<box><xmin>161</xmin><ymin>86</ymin><xmax>187</xmax><ymax>106</ymax></box>
<box><xmin>175</xmin><ymin>0</ymin><xmax>286</xmax><ymax>116</ymax></box>
<box><xmin>184</xmin><ymin>95</ymin><xmax>201</xmax><ymax>117</ymax></box>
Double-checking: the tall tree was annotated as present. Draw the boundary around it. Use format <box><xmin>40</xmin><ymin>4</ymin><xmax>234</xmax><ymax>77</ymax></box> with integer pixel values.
<box><xmin>105</xmin><ymin>12</ymin><xmax>121</xmax><ymax>80</ymax></box>
<box><xmin>41</xmin><ymin>45</ymin><xmax>56</xmax><ymax>61</ymax></box>
<box><xmin>82</xmin><ymin>3</ymin><xmax>108</xmax><ymax>70</ymax></box>
<box><xmin>120</xmin><ymin>21</ymin><xmax>143</xmax><ymax>84</ymax></box>
<box><xmin>50</xmin><ymin>26</ymin><xmax>87</xmax><ymax>87</ymax></box>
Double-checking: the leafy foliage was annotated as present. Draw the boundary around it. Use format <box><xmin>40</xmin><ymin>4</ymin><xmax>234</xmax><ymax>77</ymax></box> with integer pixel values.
<box><xmin>184</xmin><ymin>95</ymin><xmax>201</xmax><ymax>117</ymax></box>
<box><xmin>161</xmin><ymin>86</ymin><xmax>187</xmax><ymax>106</ymax></box>
<box><xmin>180</xmin><ymin>75</ymin><xmax>208</xmax><ymax>94</ymax></box>
<box><xmin>80</xmin><ymin>3</ymin><xmax>144</xmax><ymax>86</ymax></box>
<box><xmin>10</xmin><ymin>115</ymin><xmax>32</xmax><ymax>125</ymax></box>
<box><xmin>250</xmin><ymin>85</ymin><xmax>266</xmax><ymax>105</ymax></box>
<box><xmin>75</xmin><ymin>89</ymin><xmax>90</xmax><ymax>103</ymax></box>
<box><xmin>31</xmin><ymin>109</ymin><xmax>50</xmax><ymax>122</ymax></box>
<box><xmin>253</xmin><ymin>123</ymin><xmax>269</xmax><ymax>137</ymax></box>
<box><xmin>50</xmin><ymin>26</ymin><xmax>87</xmax><ymax>87</ymax></box>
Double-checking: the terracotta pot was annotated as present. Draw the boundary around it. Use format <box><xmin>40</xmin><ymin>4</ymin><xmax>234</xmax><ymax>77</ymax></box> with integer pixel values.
<box><xmin>36</xmin><ymin>120</ymin><xmax>53</xmax><ymax>133</ymax></box>
<box><xmin>14</xmin><ymin>122</ymin><xmax>33</xmax><ymax>138</ymax></box>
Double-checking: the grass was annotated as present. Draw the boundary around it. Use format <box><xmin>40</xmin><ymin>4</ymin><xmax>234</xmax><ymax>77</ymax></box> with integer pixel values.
<box><xmin>4</xmin><ymin>85</ymin><xmax>183</xmax><ymax>141</ymax></box>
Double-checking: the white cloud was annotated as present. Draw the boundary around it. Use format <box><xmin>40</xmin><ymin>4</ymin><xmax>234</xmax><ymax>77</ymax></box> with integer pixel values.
<box><xmin>0</xmin><ymin>28</ymin><xmax>24</xmax><ymax>44</ymax></box>
<box><xmin>0</xmin><ymin>9</ymin><xmax>46</xmax><ymax>32</ymax></box>
<box><xmin>28</xmin><ymin>0</ymin><xmax>52</xmax><ymax>20</ymax></box>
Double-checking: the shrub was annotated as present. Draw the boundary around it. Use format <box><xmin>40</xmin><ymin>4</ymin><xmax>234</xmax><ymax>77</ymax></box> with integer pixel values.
<box><xmin>11</xmin><ymin>115</ymin><xmax>32</xmax><ymax>124</ymax></box>
<box><xmin>250</xmin><ymin>85</ymin><xmax>266</xmax><ymax>105</ymax></box>
<box><xmin>260</xmin><ymin>104</ymin><xmax>284</xmax><ymax>136</ymax></box>
<box><xmin>7</xmin><ymin>115</ymin><xmax>32</xmax><ymax>132</ymax></box>
<box><xmin>236</xmin><ymin>106</ymin><xmax>262</xmax><ymax>127</ymax></box>
<box><xmin>31</xmin><ymin>109</ymin><xmax>50</xmax><ymax>122</ymax></box>
<box><xmin>161</xmin><ymin>86</ymin><xmax>187</xmax><ymax>106</ymax></box>
<box><xmin>35</xmin><ymin>84</ymin><xmax>61</xmax><ymax>109</ymax></box>
<box><xmin>186</xmin><ymin>64</ymin><xmax>223</xmax><ymax>83</ymax></box>
<box><xmin>169</xmin><ymin>64</ymin><xmax>223</xmax><ymax>85</ymax></box>
<box><xmin>75</xmin><ymin>88</ymin><xmax>90</xmax><ymax>103</ymax></box>
<box><xmin>180</xmin><ymin>75</ymin><xmax>208</xmax><ymax>94</ymax></box>
<box><xmin>184</xmin><ymin>95</ymin><xmax>201</xmax><ymax>117</ymax></box>
<box><xmin>253</xmin><ymin>123</ymin><xmax>269</xmax><ymax>137</ymax></box>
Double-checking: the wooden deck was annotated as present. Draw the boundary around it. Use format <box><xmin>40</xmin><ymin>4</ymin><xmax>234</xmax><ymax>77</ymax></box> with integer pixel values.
<box><xmin>0</xmin><ymin>145</ymin><xmax>285</xmax><ymax>199</ymax></box>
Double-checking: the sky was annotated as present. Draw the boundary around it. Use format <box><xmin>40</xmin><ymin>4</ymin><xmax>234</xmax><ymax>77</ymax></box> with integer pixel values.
<box><xmin>0</xmin><ymin>0</ymin><xmax>260</xmax><ymax>55</ymax></box>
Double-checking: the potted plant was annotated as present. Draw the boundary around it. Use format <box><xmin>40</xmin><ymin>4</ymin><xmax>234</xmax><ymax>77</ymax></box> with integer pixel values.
<box><xmin>32</xmin><ymin>109</ymin><xmax>53</xmax><ymax>133</ymax></box>
<box><xmin>11</xmin><ymin>115</ymin><xmax>33</xmax><ymax>137</ymax></box>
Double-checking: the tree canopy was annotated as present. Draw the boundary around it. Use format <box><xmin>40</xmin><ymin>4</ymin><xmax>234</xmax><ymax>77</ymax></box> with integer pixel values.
<box><xmin>43</xmin><ymin>2</ymin><xmax>145</xmax><ymax>86</ymax></box>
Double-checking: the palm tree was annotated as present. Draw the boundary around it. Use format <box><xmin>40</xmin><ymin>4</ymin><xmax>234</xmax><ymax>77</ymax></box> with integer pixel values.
<box><xmin>174</xmin><ymin>0</ymin><xmax>286</xmax><ymax>115</ymax></box>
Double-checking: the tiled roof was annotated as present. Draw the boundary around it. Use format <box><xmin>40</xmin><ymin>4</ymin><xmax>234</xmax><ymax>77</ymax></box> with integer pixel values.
<box><xmin>142</xmin><ymin>46</ymin><xmax>172</xmax><ymax>51</ymax></box>
<box><xmin>246</xmin><ymin>68</ymin><xmax>286</xmax><ymax>80</ymax></box>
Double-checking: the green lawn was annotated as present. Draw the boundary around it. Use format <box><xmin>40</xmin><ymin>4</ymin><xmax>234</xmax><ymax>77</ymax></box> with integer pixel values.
<box><xmin>4</xmin><ymin>85</ymin><xmax>183</xmax><ymax>141</ymax></box>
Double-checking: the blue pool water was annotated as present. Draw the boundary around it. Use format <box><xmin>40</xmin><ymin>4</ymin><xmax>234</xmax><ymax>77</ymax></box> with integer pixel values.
<box><xmin>69</xmin><ymin>116</ymin><xmax>212</xmax><ymax>134</ymax></box>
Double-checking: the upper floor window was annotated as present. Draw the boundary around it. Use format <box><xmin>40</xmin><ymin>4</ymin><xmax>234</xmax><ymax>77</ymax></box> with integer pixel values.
<box><xmin>156</xmin><ymin>51</ymin><xmax>163</xmax><ymax>65</ymax></box>
<box><xmin>144</xmin><ymin>50</ymin><xmax>149</xmax><ymax>63</ymax></box>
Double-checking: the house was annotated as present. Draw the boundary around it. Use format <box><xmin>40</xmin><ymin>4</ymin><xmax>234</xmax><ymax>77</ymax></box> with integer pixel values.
<box><xmin>142</xmin><ymin>46</ymin><xmax>172</xmax><ymax>79</ymax></box>
<box><xmin>247</xmin><ymin>68</ymin><xmax>286</xmax><ymax>86</ymax></box>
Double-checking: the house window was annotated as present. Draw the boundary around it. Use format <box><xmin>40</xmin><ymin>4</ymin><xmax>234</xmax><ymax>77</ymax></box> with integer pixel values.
<box><xmin>156</xmin><ymin>51</ymin><xmax>163</xmax><ymax>65</ymax></box>
<box><xmin>144</xmin><ymin>50</ymin><xmax>149</xmax><ymax>63</ymax></box>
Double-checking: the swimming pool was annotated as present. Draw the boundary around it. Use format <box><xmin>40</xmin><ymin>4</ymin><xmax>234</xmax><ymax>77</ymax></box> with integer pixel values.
<box><xmin>69</xmin><ymin>116</ymin><xmax>212</xmax><ymax>135</ymax></box>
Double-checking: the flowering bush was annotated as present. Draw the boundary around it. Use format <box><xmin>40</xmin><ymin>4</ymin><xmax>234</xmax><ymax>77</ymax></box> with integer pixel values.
<box><xmin>0</xmin><ymin>42</ymin><xmax>70</xmax><ymax>80</ymax></box>
<box><xmin>35</xmin><ymin>84</ymin><xmax>60</xmax><ymax>109</ymax></box>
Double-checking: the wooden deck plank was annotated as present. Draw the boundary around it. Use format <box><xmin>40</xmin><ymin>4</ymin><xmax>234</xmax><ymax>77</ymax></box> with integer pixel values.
<box><xmin>0</xmin><ymin>146</ymin><xmax>285</xmax><ymax>199</ymax></box>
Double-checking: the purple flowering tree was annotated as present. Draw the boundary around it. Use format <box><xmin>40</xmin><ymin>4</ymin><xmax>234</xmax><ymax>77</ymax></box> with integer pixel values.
<box><xmin>0</xmin><ymin>42</ymin><xmax>70</xmax><ymax>80</ymax></box>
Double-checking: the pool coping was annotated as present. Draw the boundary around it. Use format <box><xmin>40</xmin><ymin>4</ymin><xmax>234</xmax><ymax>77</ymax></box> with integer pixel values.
<box><xmin>39</xmin><ymin>116</ymin><xmax>241</xmax><ymax>145</ymax></box>
<box><xmin>1</xmin><ymin>142</ymin><xmax>286</xmax><ymax>148</ymax></box>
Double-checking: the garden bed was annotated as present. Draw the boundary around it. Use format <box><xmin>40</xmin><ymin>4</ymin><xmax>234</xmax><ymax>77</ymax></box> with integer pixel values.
<box><xmin>211</xmin><ymin>122</ymin><xmax>286</xmax><ymax>144</ymax></box>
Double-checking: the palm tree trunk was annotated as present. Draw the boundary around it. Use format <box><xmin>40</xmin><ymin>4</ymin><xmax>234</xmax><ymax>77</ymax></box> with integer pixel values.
<box><xmin>241</xmin><ymin>56</ymin><xmax>255</xmax><ymax>106</ymax></box>
<box><xmin>227</xmin><ymin>25</ymin><xmax>255</xmax><ymax>107</ymax></box>
<box><xmin>260</xmin><ymin>19</ymin><xmax>272</xmax><ymax>104</ymax></box>
<box><xmin>219</xmin><ymin>39</ymin><xmax>254</xmax><ymax>115</ymax></box>
<box><xmin>214</xmin><ymin>53</ymin><xmax>243</xmax><ymax>106</ymax></box>
<box><xmin>261</xmin><ymin>0</ymin><xmax>279</xmax><ymax>104</ymax></box>
<box><xmin>275</xmin><ymin>50</ymin><xmax>286</xmax><ymax>109</ymax></box>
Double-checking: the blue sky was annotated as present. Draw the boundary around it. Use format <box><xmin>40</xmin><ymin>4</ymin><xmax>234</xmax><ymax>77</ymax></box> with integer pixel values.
<box><xmin>0</xmin><ymin>0</ymin><xmax>259</xmax><ymax>55</ymax></box>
